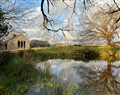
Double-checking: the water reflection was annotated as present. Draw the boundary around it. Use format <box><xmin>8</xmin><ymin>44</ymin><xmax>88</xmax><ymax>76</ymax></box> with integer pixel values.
<box><xmin>76</xmin><ymin>59</ymin><xmax>120</xmax><ymax>95</ymax></box>
<box><xmin>37</xmin><ymin>59</ymin><xmax>81</xmax><ymax>83</ymax></box>
<box><xmin>36</xmin><ymin>59</ymin><xmax>120</xmax><ymax>95</ymax></box>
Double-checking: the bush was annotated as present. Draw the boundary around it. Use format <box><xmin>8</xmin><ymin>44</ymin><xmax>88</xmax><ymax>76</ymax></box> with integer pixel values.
<box><xmin>0</xmin><ymin>50</ymin><xmax>40</xmax><ymax>94</ymax></box>
<box><xmin>0</xmin><ymin>51</ymin><xmax>15</xmax><ymax>72</ymax></box>
<box><xmin>73</xmin><ymin>47</ymin><xmax>99</xmax><ymax>60</ymax></box>
<box><xmin>0</xmin><ymin>61</ymin><xmax>39</xmax><ymax>95</ymax></box>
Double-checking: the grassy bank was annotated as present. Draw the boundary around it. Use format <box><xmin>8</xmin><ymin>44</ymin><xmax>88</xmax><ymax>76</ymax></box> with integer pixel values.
<box><xmin>7</xmin><ymin>45</ymin><xmax>120</xmax><ymax>61</ymax></box>
<box><xmin>0</xmin><ymin>51</ymin><xmax>52</xmax><ymax>95</ymax></box>
<box><xmin>30</xmin><ymin>45</ymin><xmax>120</xmax><ymax>61</ymax></box>
<box><xmin>0</xmin><ymin>51</ymin><xmax>79</xmax><ymax>95</ymax></box>
<box><xmin>0</xmin><ymin>45</ymin><xmax>120</xmax><ymax>94</ymax></box>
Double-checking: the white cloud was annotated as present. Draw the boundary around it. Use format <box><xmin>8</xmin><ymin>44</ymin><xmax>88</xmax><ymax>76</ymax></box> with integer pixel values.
<box><xmin>63</xmin><ymin>31</ymin><xmax>74</xmax><ymax>40</ymax></box>
<box><xmin>15</xmin><ymin>0</ymin><xmax>120</xmax><ymax>44</ymax></box>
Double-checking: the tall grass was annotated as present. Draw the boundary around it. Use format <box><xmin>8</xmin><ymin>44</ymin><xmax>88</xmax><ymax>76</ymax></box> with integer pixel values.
<box><xmin>0</xmin><ymin>52</ymin><xmax>15</xmax><ymax>72</ymax></box>
<box><xmin>0</xmin><ymin>51</ymin><xmax>40</xmax><ymax>95</ymax></box>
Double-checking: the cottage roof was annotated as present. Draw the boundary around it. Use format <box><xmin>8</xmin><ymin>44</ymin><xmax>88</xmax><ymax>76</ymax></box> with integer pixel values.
<box><xmin>2</xmin><ymin>32</ymin><xmax>19</xmax><ymax>41</ymax></box>
<box><xmin>2</xmin><ymin>32</ymin><xmax>28</xmax><ymax>42</ymax></box>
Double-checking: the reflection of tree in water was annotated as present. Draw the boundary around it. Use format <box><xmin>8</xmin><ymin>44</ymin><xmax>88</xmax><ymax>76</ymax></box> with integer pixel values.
<box><xmin>76</xmin><ymin>58</ymin><xmax>120</xmax><ymax>95</ymax></box>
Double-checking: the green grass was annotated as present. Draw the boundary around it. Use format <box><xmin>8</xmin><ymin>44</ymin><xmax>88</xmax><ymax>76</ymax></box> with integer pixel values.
<box><xmin>0</xmin><ymin>45</ymin><xmax>120</xmax><ymax>94</ymax></box>
<box><xmin>0</xmin><ymin>51</ymin><xmax>52</xmax><ymax>95</ymax></box>
<box><xmin>30</xmin><ymin>45</ymin><xmax>120</xmax><ymax>61</ymax></box>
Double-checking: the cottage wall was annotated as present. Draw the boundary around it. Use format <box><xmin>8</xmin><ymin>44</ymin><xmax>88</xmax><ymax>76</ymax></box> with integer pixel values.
<box><xmin>6</xmin><ymin>35</ymin><xmax>30</xmax><ymax>50</ymax></box>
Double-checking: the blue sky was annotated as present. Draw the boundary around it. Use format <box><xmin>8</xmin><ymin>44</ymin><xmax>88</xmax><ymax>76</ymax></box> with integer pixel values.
<box><xmin>1</xmin><ymin>0</ymin><xmax>119</xmax><ymax>44</ymax></box>
<box><xmin>1</xmin><ymin>0</ymin><xmax>80</xmax><ymax>43</ymax></box>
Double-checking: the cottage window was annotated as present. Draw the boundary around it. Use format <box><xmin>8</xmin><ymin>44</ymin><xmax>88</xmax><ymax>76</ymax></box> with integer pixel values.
<box><xmin>24</xmin><ymin>41</ymin><xmax>26</xmax><ymax>48</ymax></box>
<box><xmin>21</xmin><ymin>41</ymin><xmax>23</xmax><ymax>48</ymax></box>
<box><xmin>5</xmin><ymin>43</ymin><xmax>7</xmax><ymax>49</ymax></box>
<box><xmin>18</xmin><ymin>41</ymin><xmax>20</xmax><ymax>48</ymax></box>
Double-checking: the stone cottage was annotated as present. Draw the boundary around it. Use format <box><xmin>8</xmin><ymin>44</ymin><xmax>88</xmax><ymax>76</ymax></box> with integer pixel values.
<box><xmin>3</xmin><ymin>33</ymin><xmax>30</xmax><ymax>50</ymax></box>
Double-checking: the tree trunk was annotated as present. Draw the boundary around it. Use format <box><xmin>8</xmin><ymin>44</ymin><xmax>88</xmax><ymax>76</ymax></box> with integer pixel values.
<box><xmin>107</xmin><ymin>37</ymin><xmax>112</xmax><ymax>46</ymax></box>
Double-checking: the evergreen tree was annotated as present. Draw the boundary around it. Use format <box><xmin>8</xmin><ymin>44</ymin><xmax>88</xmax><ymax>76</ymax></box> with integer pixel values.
<box><xmin>0</xmin><ymin>8</ymin><xmax>11</xmax><ymax>38</ymax></box>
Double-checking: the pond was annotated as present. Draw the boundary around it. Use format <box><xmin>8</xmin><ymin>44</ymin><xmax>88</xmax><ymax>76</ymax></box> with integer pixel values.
<box><xmin>26</xmin><ymin>59</ymin><xmax>120</xmax><ymax>95</ymax></box>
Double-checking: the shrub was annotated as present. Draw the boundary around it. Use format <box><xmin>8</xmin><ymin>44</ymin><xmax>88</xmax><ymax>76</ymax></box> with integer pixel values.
<box><xmin>73</xmin><ymin>47</ymin><xmax>99</xmax><ymax>60</ymax></box>
<box><xmin>0</xmin><ymin>50</ymin><xmax>39</xmax><ymax>94</ymax></box>
<box><xmin>0</xmin><ymin>51</ymin><xmax>15</xmax><ymax>72</ymax></box>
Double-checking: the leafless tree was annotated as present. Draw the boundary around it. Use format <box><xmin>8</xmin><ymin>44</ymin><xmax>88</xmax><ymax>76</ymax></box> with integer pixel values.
<box><xmin>40</xmin><ymin>0</ymin><xmax>120</xmax><ymax>32</ymax></box>
<box><xmin>40</xmin><ymin>0</ymin><xmax>93</xmax><ymax>32</ymax></box>
<box><xmin>0</xmin><ymin>0</ymin><xmax>39</xmax><ymax>33</ymax></box>
<box><xmin>0</xmin><ymin>0</ymin><xmax>38</xmax><ymax>50</ymax></box>
<box><xmin>110</xmin><ymin>0</ymin><xmax>120</xmax><ymax>23</ymax></box>
<box><xmin>78</xmin><ymin>7</ymin><xmax>120</xmax><ymax>45</ymax></box>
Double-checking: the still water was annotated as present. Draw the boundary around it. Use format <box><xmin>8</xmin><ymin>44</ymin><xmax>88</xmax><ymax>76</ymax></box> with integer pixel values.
<box><xmin>28</xmin><ymin>59</ymin><xmax>120</xmax><ymax>95</ymax></box>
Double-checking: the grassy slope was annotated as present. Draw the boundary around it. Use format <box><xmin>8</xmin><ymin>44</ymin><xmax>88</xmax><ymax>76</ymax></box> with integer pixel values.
<box><xmin>31</xmin><ymin>45</ymin><xmax>120</xmax><ymax>60</ymax></box>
